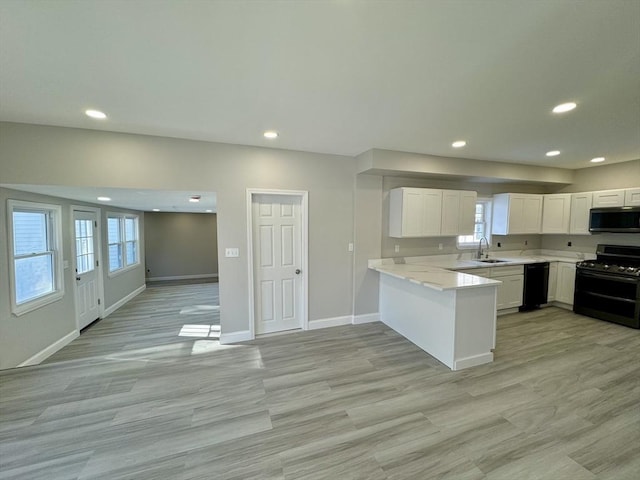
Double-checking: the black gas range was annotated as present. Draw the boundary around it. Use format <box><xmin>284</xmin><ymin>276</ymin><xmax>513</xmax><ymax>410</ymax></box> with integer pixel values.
<box><xmin>574</xmin><ymin>244</ymin><xmax>640</xmax><ymax>328</ymax></box>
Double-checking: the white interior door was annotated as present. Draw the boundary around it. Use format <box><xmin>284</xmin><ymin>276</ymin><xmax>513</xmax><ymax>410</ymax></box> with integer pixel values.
<box><xmin>253</xmin><ymin>194</ymin><xmax>303</xmax><ymax>334</ymax></box>
<box><xmin>74</xmin><ymin>209</ymin><xmax>101</xmax><ymax>330</ymax></box>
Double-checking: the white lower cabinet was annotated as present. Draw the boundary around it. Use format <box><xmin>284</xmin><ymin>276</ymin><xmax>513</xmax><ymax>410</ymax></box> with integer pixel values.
<box><xmin>491</xmin><ymin>265</ymin><xmax>524</xmax><ymax>310</ymax></box>
<box><xmin>495</xmin><ymin>275</ymin><xmax>524</xmax><ymax>309</ymax></box>
<box><xmin>459</xmin><ymin>265</ymin><xmax>523</xmax><ymax>311</ymax></box>
<box><xmin>547</xmin><ymin>262</ymin><xmax>558</xmax><ymax>302</ymax></box>
<box><xmin>555</xmin><ymin>262</ymin><xmax>576</xmax><ymax>305</ymax></box>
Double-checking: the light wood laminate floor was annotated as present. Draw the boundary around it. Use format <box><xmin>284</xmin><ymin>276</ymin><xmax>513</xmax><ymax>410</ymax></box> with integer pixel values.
<box><xmin>1</xmin><ymin>283</ymin><xmax>639</xmax><ymax>479</ymax></box>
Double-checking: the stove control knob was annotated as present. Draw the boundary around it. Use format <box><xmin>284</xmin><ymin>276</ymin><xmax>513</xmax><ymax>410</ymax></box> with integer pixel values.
<box><xmin>628</xmin><ymin>267</ymin><xmax>637</xmax><ymax>273</ymax></box>
<box><xmin>603</xmin><ymin>264</ymin><xmax>610</xmax><ymax>270</ymax></box>
<box><xmin>619</xmin><ymin>266</ymin><xmax>626</xmax><ymax>272</ymax></box>
<box><xmin>589</xmin><ymin>263</ymin><xmax>595</xmax><ymax>268</ymax></box>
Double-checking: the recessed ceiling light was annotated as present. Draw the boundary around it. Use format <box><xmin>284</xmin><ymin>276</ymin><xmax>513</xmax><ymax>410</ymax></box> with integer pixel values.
<box><xmin>152</xmin><ymin>208</ymin><xmax>160</xmax><ymax>212</ymax></box>
<box><xmin>85</xmin><ymin>109</ymin><xmax>107</xmax><ymax>119</ymax></box>
<box><xmin>552</xmin><ymin>102</ymin><xmax>577</xmax><ymax>113</ymax></box>
<box><xmin>451</xmin><ymin>140</ymin><xmax>466</xmax><ymax>148</ymax></box>
<box><xmin>264</xmin><ymin>131</ymin><xmax>278</xmax><ymax>139</ymax></box>
<box><xmin>590</xmin><ymin>157</ymin><xmax>605</xmax><ymax>163</ymax></box>
<box><xmin>189</xmin><ymin>195</ymin><xmax>201</xmax><ymax>203</ymax></box>
<box><xmin>97</xmin><ymin>196</ymin><xmax>111</xmax><ymax>202</ymax></box>
<box><xmin>546</xmin><ymin>150</ymin><xmax>561</xmax><ymax>157</ymax></box>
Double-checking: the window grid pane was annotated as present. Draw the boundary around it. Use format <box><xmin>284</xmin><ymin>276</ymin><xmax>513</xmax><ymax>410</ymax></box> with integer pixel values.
<box><xmin>15</xmin><ymin>253</ymin><xmax>54</xmax><ymax>304</ymax></box>
<box><xmin>13</xmin><ymin>211</ymin><xmax>48</xmax><ymax>255</ymax></box>
<box><xmin>458</xmin><ymin>201</ymin><xmax>490</xmax><ymax>246</ymax></box>
<box><xmin>75</xmin><ymin>219</ymin><xmax>95</xmax><ymax>275</ymax></box>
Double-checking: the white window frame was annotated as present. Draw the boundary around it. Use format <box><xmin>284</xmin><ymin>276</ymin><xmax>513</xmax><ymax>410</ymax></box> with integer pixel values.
<box><xmin>457</xmin><ymin>198</ymin><xmax>492</xmax><ymax>249</ymax></box>
<box><xmin>7</xmin><ymin>200</ymin><xmax>65</xmax><ymax>316</ymax></box>
<box><xmin>107</xmin><ymin>213</ymin><xmax>140</xmax><ymax>276</ymax></box>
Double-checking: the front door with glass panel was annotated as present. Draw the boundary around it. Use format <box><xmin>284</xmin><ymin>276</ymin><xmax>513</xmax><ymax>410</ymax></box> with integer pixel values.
<box><xmin>74</xmin><ymin>209</ymin><xmax>101</xmax><ymax>329</ymax></box>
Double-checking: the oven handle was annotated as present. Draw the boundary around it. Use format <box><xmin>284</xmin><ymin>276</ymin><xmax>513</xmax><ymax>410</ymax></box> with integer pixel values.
<box><xmin>581</xmin><ymin>291</ymin><xmax>637</xmax><ymax>304</ymax></box>
<box><xmin>577</xmin><ymin>270</ymin><xmax>639</xmax><ymax>284</ymax></box>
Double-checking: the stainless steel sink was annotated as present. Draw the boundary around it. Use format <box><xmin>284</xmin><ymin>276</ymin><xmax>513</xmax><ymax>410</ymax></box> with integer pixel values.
<box><xmin>476</xmin><ymin>258</ymin><xmax>509</xmax><ymax>263</ymax></box>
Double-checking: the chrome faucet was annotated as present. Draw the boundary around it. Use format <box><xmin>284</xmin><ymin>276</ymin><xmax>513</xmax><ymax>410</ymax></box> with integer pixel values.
<box><xmin>477</xmin><ymin>237</ymin><xmax>489</xmax><ymax>259</ymax></box>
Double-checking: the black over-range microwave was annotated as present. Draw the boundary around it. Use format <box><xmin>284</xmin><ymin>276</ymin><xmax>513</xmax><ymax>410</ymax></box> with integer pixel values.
<box><xmin>589</xmin><ymin>206</ymin><xmax>640</xmax><ymax>233</ymax></box>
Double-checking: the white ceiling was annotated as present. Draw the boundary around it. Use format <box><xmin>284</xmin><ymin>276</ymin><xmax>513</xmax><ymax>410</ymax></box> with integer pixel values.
<box><xmin>1</xmin><ymin>0</ymin><xmax>639</xmax><ymax>172</ymax></box>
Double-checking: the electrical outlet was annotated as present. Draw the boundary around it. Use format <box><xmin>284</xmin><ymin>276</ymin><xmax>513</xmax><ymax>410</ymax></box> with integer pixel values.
<box><xmin>497</xmin><ymin>242</ymin><xmax>501</xmax><ymax>248</ymax></box>
<box><xmin>438</xmin><ymin>243</ymin><xmax>443</xmax><ymax>250</ymax></box>
<box><xmin>348</xmin><ymin>242</ymin><xmax>354</xmax><ymax>252</ymax></box>
<box><xmin>567</xmin><ymin>241</ymin><xmax>572</xmax><ymax>247</ymax></box>
<box><xmin>524</xmin><ymin>240</ymin><xmax>528</xmax><ymax>246</ymax></box>
<box><xmin>394</xmin><ymin>245</ymin><xmax>400</xmax><ymax>253</ymax></box>
<box><xmin>225</xmin><ymin>247</ymin><xmax>239</xmax><ymax>258</ymax></box>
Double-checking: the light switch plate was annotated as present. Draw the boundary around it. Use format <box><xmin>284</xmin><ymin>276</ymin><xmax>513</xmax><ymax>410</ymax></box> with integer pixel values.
<box><xmin>225</xmin><ymin>248</ymin><xmax>239</xmax><ymax>258</ymax></box>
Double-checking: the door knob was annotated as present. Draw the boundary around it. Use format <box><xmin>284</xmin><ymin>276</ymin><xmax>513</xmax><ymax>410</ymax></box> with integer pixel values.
<box><xmin>295</xmin><ymin>269</ymin><xmax>301</xmax><ymax>275</ymax></box>
<box><xmin>76</xmin><ymin>277</ymin><xmax>81</xmax><ymax>281</ymax></box>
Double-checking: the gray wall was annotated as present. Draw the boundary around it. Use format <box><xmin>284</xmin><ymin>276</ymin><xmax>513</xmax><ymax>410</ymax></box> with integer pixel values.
<box><xmin>353</xmin><ymin>174</ymin><xmax>382</xmax><ymax>317</ymax></box>
<box><xmin>555</xmin><ymin>159</ymin><xmax>640</xmax><ymax>193</ymax></box>
<box><xmin>0</xmin><ymin>122</ymin><xmax>356</xmax><ymax>341</ymax></box>
<box><xmin>144</xmin><ymin>212</ymin><xmax>218</xmax><ymax>280</ymax></box>
<box><xmin>0</xmin><ymin>186</ymin><xmax>145</xmax><ymax>369</ymax></box>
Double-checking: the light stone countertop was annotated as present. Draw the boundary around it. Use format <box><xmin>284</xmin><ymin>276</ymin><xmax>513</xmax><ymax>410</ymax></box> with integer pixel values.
<box><xmin>369</xmin><ymin>249</ymin><xmax>596</xmax><ymax>292</ymax></box>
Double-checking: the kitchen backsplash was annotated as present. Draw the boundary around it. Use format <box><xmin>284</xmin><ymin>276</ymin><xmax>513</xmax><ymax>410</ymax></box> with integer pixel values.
<box><xmin>381</xmin><ymin>233</ymin><xmax>638</xmax><ymax>259</ymax></box>
<box><xmin>541</xmin><ymin>233</ymin><xmax>639</xmax><ymax>253</ymax></box>
<box><xmin>381</xmin><ymin>234</ymin><xmax>543</xmax><ymax>258</ymax></box>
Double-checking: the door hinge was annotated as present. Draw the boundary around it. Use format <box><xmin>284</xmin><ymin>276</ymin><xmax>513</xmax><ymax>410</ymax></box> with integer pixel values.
<box><xmin>96</xmin><ymin>260</ymin><xmax>99</xmax><ymax>267</ymax></box>
<box><xmin>94</xmin><ymin>220</ymin><xmax>98</xmax><ymax>228</ymax></box>
<box><xmin>98</xmin><ymin>299</ymin><xmax>101</xmax><ymax>305</ymax></box>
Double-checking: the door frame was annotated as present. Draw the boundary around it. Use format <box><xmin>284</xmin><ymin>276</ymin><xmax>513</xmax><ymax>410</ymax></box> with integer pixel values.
<box><xmin>70</xmin><ymin>205</ymin><xmax>105</xmax><ymax>330</ymax></box>
<box><xmin>246</xmin><ymin>189</ymin><xmax>309</xmax><ymax>339</ymax></box>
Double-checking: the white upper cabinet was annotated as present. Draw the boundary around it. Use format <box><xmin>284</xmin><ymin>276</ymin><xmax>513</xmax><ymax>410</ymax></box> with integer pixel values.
<box><xmin>389</xmin><ymin>187</ymin><xmax>442</xmax><ymax>238</ymax></box>
<box><xmin>569</xmin><ymin>192</ymin><xmax>593</xmax><ymax>234</ymax></box>
<box><xmin>492</xmin><ymin>193</ymin><xmax>543</xmax><ymax>235</ymax></box>
<box><xmin>592</xmin><ymin>189</ymin><xmax>625</xmax><ymax>207</ymax></box>
<box><xmin>441</xmin><ymin>190</ymin><xmax>477</xmax><ymax>236</ymax></box>
<box><xmin>624</xmin><ymin>188</ymin><xmax>640</xmax><ymax>206</ymax></box>
<box><xmin>389</xmin><ymin>187</ymin><xmax>476</xmax><ymax>238</ymax></box>
<box><xmin>440</xmin><ymin>190</ymin><xmax>460</xmax><ymax>236</ymax></box>
<box><xmin>422</xmin><ymin>189</ymin><xmax>444</xmax><ymax>236</ymax></box>
<box><xmin>542</xmin><ymin>194</ymin><xmax>572</xmax><ymax>234</ymax></box>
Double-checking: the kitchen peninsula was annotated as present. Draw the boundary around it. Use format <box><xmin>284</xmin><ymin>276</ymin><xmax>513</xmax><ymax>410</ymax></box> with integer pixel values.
<box><xmin>369</xmin><ymin>258</ymin><xmax>500</xmax><ymax>371</ymax></box>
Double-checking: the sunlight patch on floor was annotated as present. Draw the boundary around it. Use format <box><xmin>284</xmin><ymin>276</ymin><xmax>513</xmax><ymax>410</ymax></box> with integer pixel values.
<box><xmin>179</xmin><ymin>324</ymin><xmax>221</xmax><ymax>338</ymax></box>
<box><xmin>179</xmin><ymin>305</ymin><xmax>220</xmax><ymax>315</ymax></box>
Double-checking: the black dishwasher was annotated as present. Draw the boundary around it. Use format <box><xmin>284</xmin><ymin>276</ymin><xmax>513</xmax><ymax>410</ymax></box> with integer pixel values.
<box><xmin>519</xmin><ymin>262</ymin><xmax>549</xmax><ymax>311</ymax></box>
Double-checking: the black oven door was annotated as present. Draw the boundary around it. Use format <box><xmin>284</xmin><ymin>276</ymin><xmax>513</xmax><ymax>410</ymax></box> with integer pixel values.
<box><xmin>574</xmin><ymin>270</ymin><xmax>640</xmax><ymax>328</ymax></box>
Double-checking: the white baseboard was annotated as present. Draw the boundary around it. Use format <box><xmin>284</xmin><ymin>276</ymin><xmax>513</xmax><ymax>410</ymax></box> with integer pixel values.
<box><xmin>220</xmin><ymin>330</ymin><xmax>252</xmax><ymax>344</ymax></box>
<box><xmin>17</xmin><ymin>329</ymin><xmax>79</xmax><ymax>367</ymax></box>
<box><xmin>308</xmin><ymin>315</ymin><xmax>352</xmax><ymax>330</ymax></box>
<box><xmin>103</xmin><ymin>284</ymin><xmax>146</xmax><ymax>318</ymax></box>
<box><xmin>352</xmin><ymin>313</ymin><xmax>380</xmax><ymax>324</ymax></box>
<box><xmin>453</xmin><ymin>352</ymin><xmax>494</xmax><ymax>371</ymax></box>
<box><xmin>146</xmin><ymin>273</ymin><xmax>218</xmax><ymax>282</ymax></box>
<box><xmin>497</xmin><ymin>307</ymin><xmax>519</xmax><ymax>316</ymax></box>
